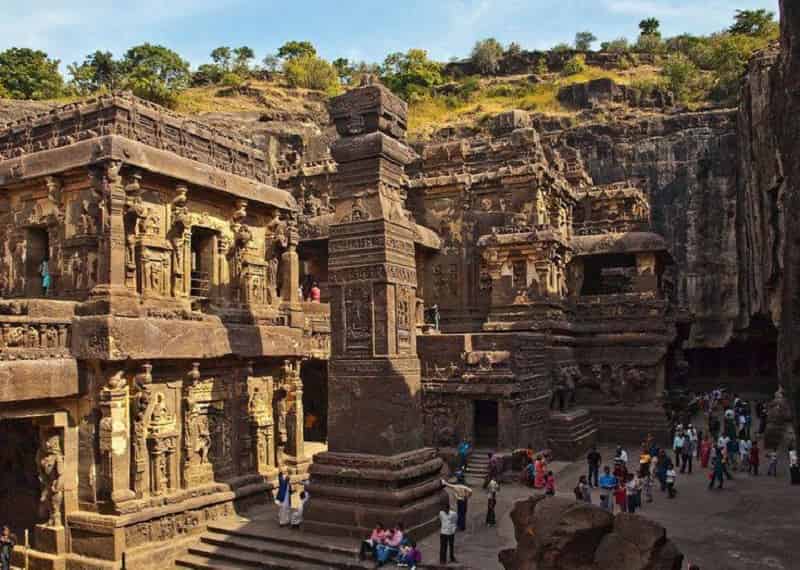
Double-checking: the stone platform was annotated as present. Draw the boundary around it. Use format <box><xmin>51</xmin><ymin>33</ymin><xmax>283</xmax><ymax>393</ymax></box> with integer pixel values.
<box><xmin>547</xmin><ymin>408</ymin><xmax>598</xmax><ymax>460</ymax></box>
<box><xmin>587</xmin><ymin>404</ymin><xmax>670</xmax><ymax>446</ymax></box>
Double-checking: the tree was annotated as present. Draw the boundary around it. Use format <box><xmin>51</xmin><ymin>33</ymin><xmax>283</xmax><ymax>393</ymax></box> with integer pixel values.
<box><xmin>277</xmin><ymin>41</ymin><xmax>316</xmax><ymax>61</ymax></box>
<box><xmin>639</xmin><ymin>18</ymin><xmax>661</xmax><ymax>37</ymax></box>
<box><xmin>551</xmin><ymin>43</ymin><xmax>573</xmax><ymax>54</ymax></box>
<box><xmin>210</xmin><ymin>47</ymin><xmax>232</xmax><ymax>72</ymax></box>
<box><xmin>283</xmin><ymin>54</ymin><xmax>340</xmax><ymax>93</ymax></box>
<box><xmin>118</xmin><ymin>43</ymin><xmax>190</xmax><ymax>106</ymax></box>
<box><xmin>68</xmin><ymin>50</ymin><xmax>120</xmax><ymax>94</ymax></box>
<box><xmin>470</xmin><ymin>38</ymin><xmax>504</xmax><ymax>75</ymax></box>
<box><xmin>332</xmin><ymin>57</ymin><xmax>352</xmax><ymax>83</ymax></box>
<box><xmin>636</xmin><ymin>33</ymin><xmax>663</xmax><ymax>53</ymax></box>
<box><xmin>574</xmin><ymin>31</ymin><xmax>597</xmax><ymax>51</ymax></box>
<box><xmin>380</xmin><ymin>49</ymin><xmax>443</xmax><ymax>100</ymax></box>
<box><xmin>191</xmin><ymin>63</ymin><xmax>224</xmax><ymax>86</ymax></box>
<box><xmin>0</xmin><ymin>47</ymin><xmax>64</xmax><ymax>100</ymax></box>
<box><xmin>232</xmin><ymin>46</ymin><xmax>255</xmax><ymax>75</ymax></box>
<box><xmin>262</xmin><ymin>55</ymin><xmax>280</xmax><ymax>74</ymax></box>
<box><xmin>600</xmin><ymin>37</ymin><xmax>630</xmax><ymax>53</ymax></box>
<box><xmin>729</xmin><ymin>9</ymin><xmax>777</xmax><ymax>37</ymax></box>
<box><xmin>506</xmin><ymin>42</ymin><xmax>523</xmax><ymax>57</ymax></box>
<box><xmin>662</xmin><ymin>54</ymin><xmax>698</xmax><ymax>102</ymax></box>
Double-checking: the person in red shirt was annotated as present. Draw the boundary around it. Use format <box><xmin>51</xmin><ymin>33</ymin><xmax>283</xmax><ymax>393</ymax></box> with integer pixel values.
<box><xmin>749</xmin><ymin>441</ymin><xmax>760</xmax><ymax>476</ymax></box>
<box><xmin>544</xmin><ymin>471</ymin><xmax>556</xmax><ymax>496</ymax></box>
<box><xmin>310</xmin><ymin>282</ymin><xmax>321</xmax><ymax>303</ymax></box>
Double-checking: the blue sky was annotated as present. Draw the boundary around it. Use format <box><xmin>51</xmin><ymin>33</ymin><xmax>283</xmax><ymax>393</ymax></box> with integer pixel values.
<box><xmin>1</xmin><ymin>0</ymin><xmax>780</xmax><ymax>70</ymax></box>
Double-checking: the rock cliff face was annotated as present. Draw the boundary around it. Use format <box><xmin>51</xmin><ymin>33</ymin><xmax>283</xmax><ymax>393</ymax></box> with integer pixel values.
<box><xmin>539</xmin><ymin>109</ymin><xmax>740</xmax><ymax>348</ymax></box>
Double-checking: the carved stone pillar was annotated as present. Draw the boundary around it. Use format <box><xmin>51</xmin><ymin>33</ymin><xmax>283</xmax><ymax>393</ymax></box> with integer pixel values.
<box><xmin>304</xmin><ymin>84</ymin><xmax>445</xmax><ymax>537</ymax></box>
<box><xmin>247</xmin><ymin>371</ymin><xmax>277</xmax><ymax>478</ymax></box>
<box><xmin>98</xmin><ymin>370</ymin><xmax>135</xmax><ymax>506</ymax></box>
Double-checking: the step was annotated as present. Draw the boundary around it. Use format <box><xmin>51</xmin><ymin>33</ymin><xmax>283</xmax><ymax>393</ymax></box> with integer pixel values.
<box><xmin>200</xmin><ymin>531</ymin><xmax>364</xmax><ymax>569</ymax></box>
<box><xmin>208</xmin><ymin>524</ymin><xmax>359</xmax><ymax>558</ymax></box>
<box><xmin>176</xmin><ymin>552</ymin><xmax>251</xmax><ymax>570</ymax></box>
<box><xmin>183</xmin><ymin>542</ymin><xmax>346</xmax><ymax>570</ymax></box>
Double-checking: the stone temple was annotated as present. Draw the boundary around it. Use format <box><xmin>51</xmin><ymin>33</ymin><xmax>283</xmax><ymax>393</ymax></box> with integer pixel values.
<box><xmin>2</xmin><ymin>5</ymin><xmax>800</xmax><ymax>562</ymax></box>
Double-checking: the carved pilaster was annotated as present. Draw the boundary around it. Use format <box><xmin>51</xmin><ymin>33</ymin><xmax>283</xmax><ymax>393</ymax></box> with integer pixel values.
<box><xmin>98</xmin><ymin>370</ymin><xmax>135</xmax><ymax>505</ymax></box>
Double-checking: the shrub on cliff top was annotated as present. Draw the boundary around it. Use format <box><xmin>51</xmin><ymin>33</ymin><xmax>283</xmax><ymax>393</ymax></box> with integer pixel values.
<box><xmin>471</xmin><ymin>38</ymin><xmax>504</xmax><ymax>75</ymax></box>
<box><xmin>561</xmin><ymin>55</ymin><xmax>587</xmax><ymax>77</ymax></box>
<box><xmin>0</xmin><ymin>47</ymin><xmax>65</xmax><ymax>100</ymax></box>
<box><xmin>283</xmin><ymin>54</ymin><xmax>340</xmax><ymax>94</ymax></box>
<box><xmin>381</xmin><ymin>49</ymin><xmax>443</xmax><ymax>101</ymax></box>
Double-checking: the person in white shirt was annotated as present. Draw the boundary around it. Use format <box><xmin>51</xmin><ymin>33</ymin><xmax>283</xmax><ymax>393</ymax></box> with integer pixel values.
<box><xmin>673</xmin><ymin>433</ymin><xmax>685</xmax><ymax>471</ymax></box>
<box><xmin>615</xmin><ymin>446</ymin><xmax>628</xmax><ymax>464</ymax></box>
<box><xmin>665</xmin><ymin>467</ymin><xmax>677</xmax><ymax>498</ymax></box>
<box><xmin>438</xmin><ymin>504</ymin><xmax>458</xmax><ymax>564</ymax></box>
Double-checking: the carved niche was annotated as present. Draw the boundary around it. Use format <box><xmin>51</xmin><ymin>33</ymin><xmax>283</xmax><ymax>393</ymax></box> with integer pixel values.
<box><xmin>344</xmin><ymin>283</ymin><xmax>372</xmax><ymax>354</ymax></box>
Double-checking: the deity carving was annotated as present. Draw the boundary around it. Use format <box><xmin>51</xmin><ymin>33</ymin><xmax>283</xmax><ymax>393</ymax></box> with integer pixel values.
<box><xmin>37</xmin><ymin>433</ymin><xmax>65</xmax><ymax>527</ymax></box>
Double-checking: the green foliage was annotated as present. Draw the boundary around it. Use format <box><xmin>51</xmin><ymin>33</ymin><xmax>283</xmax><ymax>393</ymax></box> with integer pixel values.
<box><xmin>661</xmin><ymin>54</ymin><xmax>699</xmax><ymax>102</ymax></box>
<box><xmin>332</xmin><ymin>57</ymin><xmax>352</xmax><ymax>82</ymax></box>
<box><xmin>68</xmin><ymin>51</ymin><xmax>119</xmax><ymax>95</ymax></box>
<box><xmin>118</xmin><ymin>43</ymin><xmax>190</xmax><ymax>106</ymax></box>
<box><xmin>262</xmin><ymin>55</ymin><xmax>280</xmax><ymax>74</ymax></box>
<box><xmin>277</xmin><ymin>41</ymin><xmax>316</xmax><ymax>61</ymax></box>
<box><xmin>535</xmin><ymin>57</ymin><xmax>549</xmax><ymax>75</ymax></box>
<box><xmin>210</xmin><ymin>47</ymin><xmax>232</xmax><ymax>71</ymax></box>
<box><xmin>283</xmin><ymin>54</ymin><xmax>340</xmax><ymax>93</ymax></box>
<box><xmin>601</xmin><ymin>38</ymin><xmax>630</xmax><ymax>53</ymax></box>
<box><xmin>192</xmin><ymin>63</ymin><xmax>224</xmax><ymax>86</ymax></box>
<box><xmin>705</xmin><ymin>33</ymin><xmax>764</xmax><ymax>103</ymax></box>
<box><xmin>232</xmin><ymin>46</ymin><xmax>255</xmax><ymax>74</ymax></box>
<box><xmin>0</xmin><ymin>47</ymin><xmax>64</xmax><ymax>100</ymax></box>
<box><xmin>551</xmin><ymin>43</ymin><xmax>572</xmax><ymax>54</ymax></box>
<box><xmin>636</xmin><ymin>33</ymin><xmax>663</xmax><ymax>53</ymax></box>
<box><xmin>574</xmin><ymin>31</ymin><xmax>597</xmax><ymax>51</ymax></box>
<box><xmin>506</xmin><ymin>42</ymin><xmax>523</xmax><ymax>57</ymax></box>
<box><xmin>456</xmin><ymin>76</ymin><xmax>481</xmax><ymax>101</ymax></box>
<box><xmin>220</xmin><ymin>72</ymin><xmax>245</xmax><ymax>89</ymax></box>
<box><xmin>561</xmin><ymin>54</ymin><xmax>587</xmax><ymax>77</ymax></box>
<box><xmin>729</xmin><ymin>9</ymin><xmax>777</xmax><ymax>37</ymax></box>
<box><xmin>380</xmin><ymin>49</ymin><xmax>443</xmax><ymax>100</ymax></box>
<box><xmin>639</xmin><ymin>18</ymin><xmax>661</xmax><ymax>37</ymax></box>
<box><xmin>471</xmin><ymin>38</ymin><xmax>504</xmax><ymax>75</ymax></box>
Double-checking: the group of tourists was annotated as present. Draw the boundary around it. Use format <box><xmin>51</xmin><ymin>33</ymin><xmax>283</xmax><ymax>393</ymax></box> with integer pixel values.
<box><xmin>582</xmin><ymin>444</ymin><xmax>660</xmax><ymax>512</ymax></box>
<box><xmin>359</xmin><ymin>522</ymin><xmax>421</xmax><ymax>568</ymax></box>
<box><xmin>519</xmin><ymin>446</ymin><xmax>556</xmax><ymax>495</ymax></box>
<box><xmin>275</xmin><ymin>469</ymin><xmax>309</xmax><ymax>529</ymax></box>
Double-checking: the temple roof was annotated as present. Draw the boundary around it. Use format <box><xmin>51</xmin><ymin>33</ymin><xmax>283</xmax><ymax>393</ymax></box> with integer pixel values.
<box><xmin>0</xmin><ymin>92</ymin><xmax>296</xmax><ymax>211</ymax></box>
<box><xmin>571</xmin><ymin>231</ymin><xmax>671</xmax><ymax>257</ymax></box>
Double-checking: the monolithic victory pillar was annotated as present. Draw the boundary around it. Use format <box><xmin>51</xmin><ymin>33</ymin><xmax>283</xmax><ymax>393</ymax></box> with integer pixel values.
<box><xmin>304</xmin><ymin>83</ymin><xmax>445</xmax><ymax>537</ymax></box>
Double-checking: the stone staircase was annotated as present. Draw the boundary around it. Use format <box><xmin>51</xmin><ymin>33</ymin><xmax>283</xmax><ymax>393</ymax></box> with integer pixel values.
<box><xmin>464</xmin><ymin>449</ymin><xmax>492</xmax><ymax>486</ymax></box>
<box><xmin>176</xmin><ymin>520</ymin><xmax>366</xmax><ymax>569</ymax></box>
<box><xmin>588</xmin><ymin>404</ymin><xmax>671</xmax><ymax>446</ymax></box>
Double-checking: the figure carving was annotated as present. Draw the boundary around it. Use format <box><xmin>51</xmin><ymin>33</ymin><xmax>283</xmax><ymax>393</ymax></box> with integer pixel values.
<box><xmin>37</xmin><ymin>434</ymin><xmax>65</xmax><ymax>527</ymax></box>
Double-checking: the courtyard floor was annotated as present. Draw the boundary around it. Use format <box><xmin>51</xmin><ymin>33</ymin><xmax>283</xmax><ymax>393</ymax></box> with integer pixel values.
<box><xmin>416</xmin><ymin>444</ymin><xmax>800</xmax><ymax>570</ymax></box>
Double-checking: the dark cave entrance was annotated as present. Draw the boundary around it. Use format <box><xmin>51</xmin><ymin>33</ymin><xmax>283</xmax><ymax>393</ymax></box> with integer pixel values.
<box><xmin>0</xmin><ymin>418</ymin><xmax>44</xmax><ymax>539</ymax></box>
<box><xmin>474</xmin><ymin>400</ymin><xmax>499</xmax><ymax>447</ymax></box>
<box><xmin>302</xmin><ymin>359</ymin><xmax>328</xmax><ymax>443</ymax></box>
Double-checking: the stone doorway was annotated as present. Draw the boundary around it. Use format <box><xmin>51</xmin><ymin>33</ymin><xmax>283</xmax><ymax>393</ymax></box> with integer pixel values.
<box><xmin>0</xmin><ymin>418</ymin><xmax>44</xmax><ymax>538</ymax></box>
<box><xmin>474</xmin><ymin>400</ymin><xmax>498</xmax><ymax>447</ymax></box>
<box><xmin>191</xmin><ymin>227</ymin><xmax>217</xmax><ymax>298</ymax></box>
<box><xmin>301</xmin><ymin>359</ymin><xmax>328</xmax><ymax>443</ymax></box>
<box><xmin>25</xmin><ymin>227</ymin><xmax>49</xmax><ymax>297</ymax></box>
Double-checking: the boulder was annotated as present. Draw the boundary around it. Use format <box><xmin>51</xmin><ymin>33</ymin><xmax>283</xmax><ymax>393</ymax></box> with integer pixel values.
<box><xmin>500</xmin><ymin>498</ymin><xmax>683</xmax><ymax>570</ymax></box>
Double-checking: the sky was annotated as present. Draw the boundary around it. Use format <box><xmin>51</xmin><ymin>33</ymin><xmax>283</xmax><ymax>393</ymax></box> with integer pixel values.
<box><xmin>0</xmin><ymin>0</ymin><xmax>781</xmax><ymax>71</ymax></box>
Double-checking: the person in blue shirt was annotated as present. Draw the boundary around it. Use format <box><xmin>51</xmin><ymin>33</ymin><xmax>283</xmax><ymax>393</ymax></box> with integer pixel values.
<box><xmin>598</xmin><ymin>466</ymin><xmax>617</xmax><ymax>512</ymax></box>
<box><xmin>457</xmin><ymin>439</ymin><xmax>471</xmax><ymax>469</ymax></box>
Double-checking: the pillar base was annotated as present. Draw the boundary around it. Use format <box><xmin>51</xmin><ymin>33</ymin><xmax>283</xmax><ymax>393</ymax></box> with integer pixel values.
<box><xmin>303</xmin><ymin>448</ymin><xmax>446</xmax><ymax>539</ymax></box>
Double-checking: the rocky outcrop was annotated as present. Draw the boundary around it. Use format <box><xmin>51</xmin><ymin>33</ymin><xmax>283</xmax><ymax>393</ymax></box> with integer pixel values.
<box><xmin>499</xmin><ymin>496</ymin><xmax>683</xmax><ymax>570</ymax></box>
<box><xmin>557</xmin><ymin>78</ymin><xmax>673</xmax><ymax>110</ymax></box>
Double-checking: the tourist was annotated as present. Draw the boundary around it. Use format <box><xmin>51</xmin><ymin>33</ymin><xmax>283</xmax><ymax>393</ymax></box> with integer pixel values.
<box><xmin>638</xmin><ymin>444</ymin><xmax>651</xmax><ymax>478</ymax></box>
<box><xmin>438</xmin><ymin>503</ymin><xmax>458</xmax><ymax>565</ymax></box>
<box><xmin>739</xmin><ymin>438</ymin><xmax>751</xmax><ymax>472</ymax></box>
<box><xmin>441</xmin><ymin>478</ymin><xmax>472</xmax><ymax>532</ymax></box>
<box><xmin>574</xmin><ymin>475</ymin><xmax>591</xmax><ymax>503</ymax></box>
<box><xmin>665</xmin><ymin>465</ymin><xmax>677</xmax><ymax>498</ymax></box>
<box><xmin>534</xmin><ymin>454</ymin><xmax>547</xmax><ymax>489</ymax></box>
<box><xmin>485</xmin><ymin>452</ymin><xmax>501</xmax><ymax>488</ymax></box>
<box><xmin>457</xmin><ymin>438</ymin><xmax>471</xmax><ymax>469</ymax></box>
<box><xmin>587</xmin><ymin>446</ymin><xmax>601</xmax><ymax>487</ymax></box>
<box><xmin>544</xmin><ymin>471</ymin><xmax>556</xmax><ymax>496</ymax></box>
<box><xmin>643</xmin><ymin>472</ymin><xmax>654</xmax><ymax>504</ymax></box>
<box><xmin>709</xmin><ymin>449</ymin><xmax>725</xmax><ymax>490</ymax></box>
<box><xmin>525</xmin><ymin>459</ymin><xmax>536</xmax><ymax>487</ymax></box>
<box><xmin>700</xmin><ymin>435</ymin><xmax>713</xmax><ymax>469</ymax></box>
<box><xmin>0</xmin><ymin>526</ymin><xmax>14</xmax><ymax>570</ymax></box>
<box><xmin>680</xmin><ymin>433</ymin><xmax>693</xmax><ymax>475</ymax></box>
<box><xmin>598</xmin><ymin>466</ymin><xmax>617</xmax><ymax>511</ymax></box>
<box><xmin>615</xmin><ymin>445</ymin><xmax>629</xmax><ymax>464</ymax></box>
<box><xmin>767</xmin><ymin>449</ymin><xmax>778</xmax><ymax>477</ymax></box>
<box><xmin>655</xmin><ymin>450</ymin><xmax>671</xmax><ymax>492</ymax></box>
<box><xmin>756</xmin><ymin>401</ymin><xmax>767</xmax><ymax>434</ymax></box>
<box><xmin>374</xmin><ymin>523</ymin><xmax>404</xmax><ymax>566</ymax></box>
<box><xmin>359</xmin><ymin>522</ymin><xmax>386</xmax><ymax>560</ymax></box>
<box><xmin>749</xmin><ymin>441</ymin><xmax>760</xmax><ymax>475</ymax></box>
<box><xmin>290</xmin><ymin>490</ymin><xmax>308</xmax><ymax>529</ymax></box>
<box><xmin>789</xmin><ymin>445</ymin><xmax>800</xmax><ymax>485</ymax></box>
<box><xmin>276</xmin><ymin>468</ymin><xmax>292</xmax><ymax>527</ymax></box>
<box><xmin>40</xmin><ymin>256</ymin><xmax>51</xmax><ymax>296</ymax></box>
<box><xmin>486</xmin><ymin>478</ymin><xmax>499</xmax><ymax>526</ymax></box>
<box><xmin>626</xmin><ymin>473</ymin><xmax>642</xmax><ymax>513</ymax></box>
<box><xmin>673</xmin><ymin>430</ymin><xmax>685</xmax><ymax>471</ymax></box>
<box><xmin>614</xmin><ymin>480</ymin><xmax>627</xmax><ymax>513</ymax></box>
<box><xmin>310</xmin><ymin>282</ymin><xmax>321</xmax><ymax>303</ymax></box>
<box><xmin>397</xmin><ymin>540</ymin><xmax>421</xmax><ymax>569</ymax></box>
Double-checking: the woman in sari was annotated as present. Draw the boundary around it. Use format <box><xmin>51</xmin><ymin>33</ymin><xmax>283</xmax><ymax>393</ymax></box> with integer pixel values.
<box><xmin>534</xmin><ymin>455</ymin><xmax>546</xmax><ymax>489</ymax></box>
<box><xmin>276</xmin><ymin>468</ymin><xmax>292</xmax><ymax>526</ymax></box>
<box><xmin>700</xmin><ymin>435</ymin><xmax>713</xmax><ymax>468</ymax></box>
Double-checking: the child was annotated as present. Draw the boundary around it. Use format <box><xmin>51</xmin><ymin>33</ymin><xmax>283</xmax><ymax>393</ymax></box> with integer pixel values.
<box><xmin>397</xmin><ymin>541</ymin><xmax>421</xmax><ymax>569</ymax></box>
<box><xmin>290</xmin><ymin>490</ymin><xmax>309</xmax><ymax>529</ymax></box>
<box><xmin>767</xmin><ymin>449</ymin><xmax>778</xmax><ymax>477</ymax></box>
<box><xmin>666</xmin><ymin>466</ymin><xmax>677</xmax><ymax>498</ymax></box>
<box><xmin>544</xmin><ymin>471</ymin><xmax>556</xmax><ymax>496</ymax></box>
<box><xmin>643</xmin><ymin>473</ymin><xmax>654</xmax><ymax>503</ymax></box>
